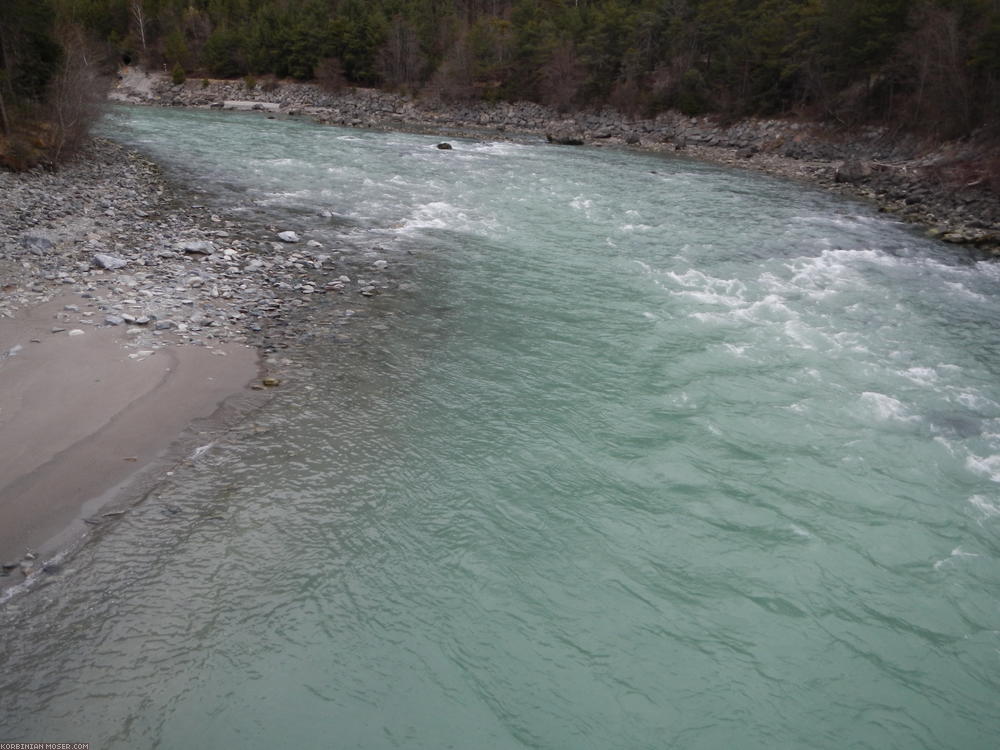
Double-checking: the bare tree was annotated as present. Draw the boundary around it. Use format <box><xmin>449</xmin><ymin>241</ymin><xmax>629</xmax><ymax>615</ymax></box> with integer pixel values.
<box><xmin>900</xmin><ymin>2</ymin><xmax>971</xmax><ymax>137</ymax></box>
<box><xmin>378</xmin><ymin>15</ymin><xmax>425</xmax><ymax>90</ymax></box>
<box><xmin>428</xmin><ymin>31</ymin><xmax>476</xmax><ymax>101</ymax></box>
<box><xmin>0</xmin><ymin>72</ymin><xmax>10</xmax><ymax>136</ymax></box>
<box><xmin>539</xmin><ymin>41</ymin><xmax>585</xmax><ymax>112</ymax></box>
<box><xmin>314</xmin><ymin>57</ymin><xmax>347</xmax><ymax>93</ymax></box>
<box><xmin>0</xmin><ymin>15</ymin><xmax>18</xmax><ymax>135</ymax></box>
<box><xmin>130</xmin><ymin>0</ymin><xmax>147</xmax><ymax>54</ymax></box>
<box><xmin>47</xmin><ymin>24</ymin><xmax>108</xmax><ymax>163</ymax></box>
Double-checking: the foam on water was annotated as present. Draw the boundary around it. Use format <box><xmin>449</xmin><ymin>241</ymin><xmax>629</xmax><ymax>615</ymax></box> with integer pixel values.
<box><xmin>861</xmin><ymin>391</ymin><xmax>916</xmax><ymax>422</ymax></box>
<box><xmin>472</xmin><ymin>140</ymin><xmax>531</xmax><ymax>154</ymax></box>
<box><xmin>969</xmin><ymin>494</ymin><xmax>1000</xmax><ymax>520</ymax></box>
<box><xmin>966</xmin><ymin>453</ymin><xmax>1000</xmax><ymax>482</ymax></box>
<box><xmin>399</xmin><ymin>201</ymin><xmax>498</xmax><ymax>235</ymax></box>
<box><xmin>934</xmin><ymin>546</ymin><xmax>982</xmax><ymax>569</ymax></box>
<box><xmin>901</xmin><ymin>366</ymin><xmax>940</xmax><ymax>385</ymax></box>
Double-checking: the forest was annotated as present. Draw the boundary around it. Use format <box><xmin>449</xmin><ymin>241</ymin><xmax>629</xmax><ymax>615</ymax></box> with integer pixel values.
<box><xmin>3</xmin><ymin>0</ymin><xmax>1000</xmax><ymax>166</ymax></box>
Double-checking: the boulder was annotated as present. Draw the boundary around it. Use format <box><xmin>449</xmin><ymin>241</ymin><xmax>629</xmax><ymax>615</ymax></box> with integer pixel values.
<box><xmin>835</xmin><ymin>159</ymin><xmax>873</xmax><ymax>184</ymax></box>
<box><xmin>277</xmin><ymin>231</ymin><xmax>300</xmax><ymax>243</ymax></box>
<box><xmin>546</xmin><ymin>123</ymin><xmax>585</xmax><ymax>146</ymax></box>
<box><xmin>20</xmin><ymin>235</ymin><xmax>53</xmax><ymax>254</ymax></box>
<box><xmin>178</xmin><ymin>240</ymin><xmax>216</xmax><ymax>255</ymax></box>
<box><xmin>223</xmin><ymin>100</ymin><xmax>280</xmax><ymax>112</ymax></box>
<box><xmin>436</xmin><ymin>142</ymin><xmax>453</xmax><ymax>150</ymax></box>
<box><xmin>94</xmin><ymin>253</ymin><xmax>128</xmax><ymax>270</ymax></box>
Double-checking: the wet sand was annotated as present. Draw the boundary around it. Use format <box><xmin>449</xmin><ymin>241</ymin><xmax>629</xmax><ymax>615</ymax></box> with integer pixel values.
<box><xmin>0</xmin><ymin>294</ymin><xmax>259</xmax><ymax>568</ymax></box>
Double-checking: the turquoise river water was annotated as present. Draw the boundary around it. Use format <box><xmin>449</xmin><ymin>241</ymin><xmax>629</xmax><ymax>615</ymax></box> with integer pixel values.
<box><xmin>2</xmin><ymin>106</ymin><xmax>1000</xmax><ymax>749</ymax></box>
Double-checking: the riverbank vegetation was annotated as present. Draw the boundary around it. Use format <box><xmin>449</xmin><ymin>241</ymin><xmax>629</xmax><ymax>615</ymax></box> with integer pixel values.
<box><xmin>59</xmin><ymin>0</ymin><xmax>1000</xmax><ymax>140</ymax></box>
<box><xmin>0</xmin><ymin>0</ymin><xmax>107</xmax><ymax>169</ymax></box>
<box><xmin>3</xmin><ymin>1</ymin><xmax>999</xmax><ymax>169</ymax></box>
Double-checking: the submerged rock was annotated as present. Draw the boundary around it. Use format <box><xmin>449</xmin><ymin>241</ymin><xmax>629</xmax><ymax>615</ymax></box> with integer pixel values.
<box><xmin>277</xmin><ymin>231</ymin><xmax>300</xmax><ymax>243</ymax></box>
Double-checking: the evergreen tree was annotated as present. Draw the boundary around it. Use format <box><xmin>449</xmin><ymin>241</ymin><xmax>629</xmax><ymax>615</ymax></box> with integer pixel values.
<box><xmin>33</xmin><ymin>0</ymin><xmax>1000</xmax><ymax>138</ymax></box>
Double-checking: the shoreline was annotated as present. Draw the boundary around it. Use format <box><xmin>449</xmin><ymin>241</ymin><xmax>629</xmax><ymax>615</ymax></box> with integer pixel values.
<box><xmin>2</xmin><ymin>78</ymin><xmax>996</xmax><ymax>594</ymax></box>
<box><xmin>0</xmin><ymin>135</ymin><xmax>391</xmax><ymax>595</ymax></box>
<box><xmin>112</xmin><ymin>67</ymin><xmax>1000</xmax><ymax>255</ymax></box>
<box><xmin>0</xmin><ymin>139</ymin><xmax>267</xmax><ymax>593</ymax></box>
<box><xmin>0</xmin><ymin>294</ymin><xmax>264</xmax><ymax>590</ymax></box>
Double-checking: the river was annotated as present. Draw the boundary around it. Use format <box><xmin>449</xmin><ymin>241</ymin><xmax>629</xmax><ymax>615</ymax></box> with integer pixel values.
<box><xmin>1</xmin><ymin>105</ymin><xmax>999</xmax><ymax>749</ymax></box>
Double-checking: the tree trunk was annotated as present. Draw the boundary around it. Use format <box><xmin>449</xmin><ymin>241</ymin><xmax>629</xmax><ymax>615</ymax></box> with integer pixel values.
<box><xmin>131</xmin><ymin>0</ymin><xmax>147</xmax><ymax>52</ymax></box>
<box><xmin>0</xmin><ymin>88</ymin><xmax>10</xmax><ymax>135</ymax></box>
<box><xmin>0</xmin><ymin>33</ymin><xmax>11</xmax><ymax>135</ymax></box>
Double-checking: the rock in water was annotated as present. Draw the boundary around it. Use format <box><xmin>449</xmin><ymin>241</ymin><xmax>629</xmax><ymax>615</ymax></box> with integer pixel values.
<box><xmin>94</xmin><ymin>253</ymin><xmax>128</xmax><ymax>270</ymax></box>
<box><xmin>546</xmin><ymin>128</ymin><xmax>585</xmax><ymax>146</ymax></box>
<box><xmin>277</xmin><ymin>231</ymin><xmax>300</xmax><ymax>243</ymax></box>
<box><xmin>437</xmin><ymin>142</ymin><xmax>453</xmax><ymax>150</ymax></box>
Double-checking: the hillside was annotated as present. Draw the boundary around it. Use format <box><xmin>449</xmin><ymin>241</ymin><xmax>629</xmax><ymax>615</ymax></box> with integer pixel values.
<box><xmin>52</xmin><ymin>0</ymin><xmax>1000</xmax><ymax>139</ymax></box>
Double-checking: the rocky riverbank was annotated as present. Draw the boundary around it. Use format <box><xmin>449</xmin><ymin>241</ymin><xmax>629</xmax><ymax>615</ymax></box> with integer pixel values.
<box><xmin>111</xmin><ymin>67</ymin><xmax>1000</xmax><ymax>255</ymax></box>
<box><xmin>0</xmin><ymin>136</ymin><xmax>398</xmax><ymax>592</ymax></box>
<box><xmin>0</xmin><ymin>136</ymin><xmax>397</xmax><ymax>355</ymax></box>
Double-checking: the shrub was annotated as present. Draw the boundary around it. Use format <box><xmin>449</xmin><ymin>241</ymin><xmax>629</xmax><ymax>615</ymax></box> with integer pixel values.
<box><xmin>45</xmin><ymin>25</ymin><xmax>108</xmax><ymax>164</ymax></box>
<box><xmin>201</xmin><ymin>78</ymin><xmax>209</xmax><ymax>88</ymax></box>
<box><xmin>243</xmin><ymin>74</ymin><xmax>256</xmax><ymax>90</ymax></box>
<box><xmin>171</xmin><ymin>64</ymin><xmax>186</xmax><ymax>86</ymax></box>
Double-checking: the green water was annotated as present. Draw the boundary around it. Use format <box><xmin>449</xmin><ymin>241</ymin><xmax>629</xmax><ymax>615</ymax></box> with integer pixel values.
<box><xmin>2</xmin><ymin>107</ymin><xmax>1000</xmax><ymax>749</ymax></box>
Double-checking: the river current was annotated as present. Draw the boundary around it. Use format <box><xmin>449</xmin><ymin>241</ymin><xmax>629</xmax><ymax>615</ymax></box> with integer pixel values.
<box><xmin>2</xmin><ymin>106</ymin><xmax>999</xmax><ymax>748</ymax></box>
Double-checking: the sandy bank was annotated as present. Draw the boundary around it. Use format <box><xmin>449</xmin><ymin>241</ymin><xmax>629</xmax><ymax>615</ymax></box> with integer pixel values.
<box><xmin>0</xmin><ymin>294</ymin><xmax>259</xmax><ymax>578</ymax></box>
<box><xmin>1</xmin><ymin>136</ymin><xmax>390</xmax><ymax>594</ymax></box>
